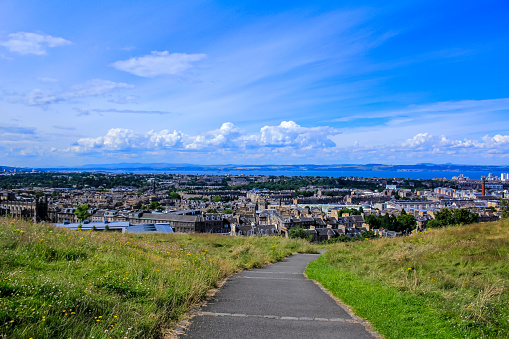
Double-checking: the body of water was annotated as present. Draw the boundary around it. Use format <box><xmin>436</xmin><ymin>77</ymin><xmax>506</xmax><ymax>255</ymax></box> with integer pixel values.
<box><xmin>124</xmin><ymin>169</ymin><xmax>496</xmax><ymax>180</ymax></box>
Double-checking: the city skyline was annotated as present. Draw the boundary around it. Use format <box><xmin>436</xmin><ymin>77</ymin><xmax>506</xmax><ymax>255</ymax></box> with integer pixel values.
<box><xmin>1</xmin><ymin>0</ymin><xmax>509</xmax><ymax>167</ymax></box>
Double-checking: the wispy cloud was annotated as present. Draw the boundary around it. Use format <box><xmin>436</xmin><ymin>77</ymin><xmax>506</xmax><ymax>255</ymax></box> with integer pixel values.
<box><xmin>111</xmin><ymin>51</ymin><xmax>206</xmax><ymax>77</ymax></box>
<box><xmin>13</xmin><ymin>79</ymin><xmax>133</xmax><ymax>107</ymax></box>
<box><xmin>0</xmin><ymin>125</ymin><xmax>36</xmax><ymax>135</ymax></box>
<box><xmin>0</xmin><ymin>32</ymin><xmax>71</xmax><ymax>55</ymax></box>
<box><xmin>92</xmin><ymin>108</ymin><xmax>174</xmax><ymax>115</ymax></box>
<box><xmin>53</xmin><ymin>126</ymin><xmax>76</xmax><ymax>131</ymax></box>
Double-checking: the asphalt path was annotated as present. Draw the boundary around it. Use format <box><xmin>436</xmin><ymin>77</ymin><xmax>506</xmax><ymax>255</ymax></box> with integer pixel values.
<box><xmin>178</xmin><ymin>253</ymin><xmax>380</xmax><ymax>339</ymax></box>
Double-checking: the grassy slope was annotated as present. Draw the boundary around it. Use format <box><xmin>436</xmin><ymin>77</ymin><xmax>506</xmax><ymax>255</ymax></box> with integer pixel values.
<box><xmin>0</xmin><ymin>218</ymin><xmax>316</xmax><ymax>339</ymax></box>
<box><xmin>306</xmin><ymin>220</ymin><xmax>509</xmax><ymax>339</ymax></box>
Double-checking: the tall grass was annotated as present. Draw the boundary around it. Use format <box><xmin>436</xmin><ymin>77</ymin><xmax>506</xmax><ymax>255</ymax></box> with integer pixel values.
<box><xmin>306</xmin><ymin>219</ymin><xmax>509</xmax><ymax>338</ymax></box>
<box><xmin>0</xmin><ymin>218</ymin><xmax>316</xmax><ymax>338</ymax></box>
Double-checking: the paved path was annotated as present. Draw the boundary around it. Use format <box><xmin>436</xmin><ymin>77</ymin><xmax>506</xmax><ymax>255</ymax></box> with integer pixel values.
<box><xmin>179</xmin><ymin>254</ymin><xmax>379</xmax><ymax>339</ymax></box>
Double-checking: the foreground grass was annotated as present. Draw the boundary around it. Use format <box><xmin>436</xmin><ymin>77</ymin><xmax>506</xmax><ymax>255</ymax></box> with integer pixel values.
<box><xmin>306</xmin><ymin>220</ymin><xmax>509</xmax><ymax>339</ymax></box>
<box><xmin>0</xmin><ymin>218</ymin><xmax>316</xmax><ymax>338</ymax></box>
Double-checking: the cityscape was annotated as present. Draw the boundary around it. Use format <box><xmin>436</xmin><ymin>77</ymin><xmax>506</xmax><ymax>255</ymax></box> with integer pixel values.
<box><xmin>1</xmin><ymin>166</ymin><xmax>507</xmax><ymax>240</ymax></box>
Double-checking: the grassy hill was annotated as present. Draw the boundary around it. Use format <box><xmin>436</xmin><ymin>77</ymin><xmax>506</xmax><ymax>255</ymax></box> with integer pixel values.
<box><xmin>306</xmin><ymin>219</ymin><xmax>509</xmax><ymax>339</ymax></box>
<box><xmin>0</xmin><ymin>218</ymin><xmax>316</xmax><ymax>338</ymax></box>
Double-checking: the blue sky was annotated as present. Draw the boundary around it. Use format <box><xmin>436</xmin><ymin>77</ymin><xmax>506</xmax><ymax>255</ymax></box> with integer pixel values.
<box><xmin>1</xmin><ymin>0</ymin><xmax>509</xmax><ymax>167</ymax></box>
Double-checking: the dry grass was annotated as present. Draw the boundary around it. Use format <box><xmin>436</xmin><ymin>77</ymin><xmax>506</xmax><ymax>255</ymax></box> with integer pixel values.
<box><xmin>0</xmin><ymin>217</ymin><xmax>317</xmax><ymax>338</ymax></box>
<box><xmin>308</xmin><ymin>219</ymin><xmax>509</xmax><ymax>338</ymax></box>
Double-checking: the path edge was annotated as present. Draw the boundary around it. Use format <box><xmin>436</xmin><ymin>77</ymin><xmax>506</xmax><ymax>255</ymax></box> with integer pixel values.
<box><xmin>304</xmin><ymin>271</ymin><xmax>383</xmax><ymax>339</ymax></box>
<box><xmin>163</xmin><ymin>276</ymin><xmax>229</xmax><ymax>339</ymax></box>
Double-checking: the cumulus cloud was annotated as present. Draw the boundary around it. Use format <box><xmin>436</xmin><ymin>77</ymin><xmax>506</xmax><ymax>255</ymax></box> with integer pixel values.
<box><xmin>401</xmin><ymin>133</ymin><xmax>435</xmax><ymax>148</ymax></box>
<box><xmin>186</xmin><ymin>122</ymin><xmax>241</xmax><ymax>150</ymax></box>
<box><xmin>68</xmin><ymin>121</ymin><xmax>340</xmax><ymax>153</ymax></box>
<box><xmin>147</xmin><ymin>130</ymin><xmax>183</xmax><ymax>148</ymax></box>
<box><xmin>397</xmin><ymin>133</ymin><xmax>509</xmax><ymax>155</ymax></box>
<box><xmin>111</xmin><ymin>51</ymin><xmax>206</xmax><ymax>77</ymax></box>
<box><xmin>18</xmin><ymin>79</ymin><xmax>133</xmax><ymax>106</ymax></box>
<box><xmin>70</xmin><ymin>128</ymin><xmax>183</xmax><ymax>153</ymax></box>
<box><xmin>257</xmin><ymin>121</ymin><xmax>339</xmax><ymax>148</ymax></box>
<box><xmin>0</xmin><ymin>32</ymin><xmax>71</xmax><ymax>55</ymax></box>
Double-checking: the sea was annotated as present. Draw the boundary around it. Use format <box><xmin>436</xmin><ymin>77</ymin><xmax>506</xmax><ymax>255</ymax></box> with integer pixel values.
<box><xmin>127</xmin><ymin>169</ymin><xmax>495</xmax><ymax>180</ymax></box>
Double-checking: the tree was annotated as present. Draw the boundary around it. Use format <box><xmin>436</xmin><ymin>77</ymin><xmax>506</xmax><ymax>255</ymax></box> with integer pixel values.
<box><xmin>427</xmin><ymin>220</ymin><xmax>440</xmax><ymax>229</ymax></box>
<box><xmin>429</xmin><ymin>208</ymin><xmax>479</xmax><ymax>228</ymax></box>
<box><xmin>453</xmin><ymin>208</ymin><xmax>478</xmax><ymax>225</ymax></box>
<box><xmin>361</xmin><ymin>230</ymin><xmax>380</xmax><ymax>239</ymax></box>
<box><xmin>222</xmin><ymin>209</ymin><xmax>234</xmax><ymax>214</ymax></box>
<box><xmin>365</xmin><ymin>214</ymin><xmax>382</xmax><ymax>229</ymax></box>
<box><xmin>501</xmin><ymin>199</ymin><xmax>509</xmax><ymax>219</ymax></box>
<box><xmin>434</xmin><ymin>208</ymin><xmax>454</xmax><ymax>227</ymax></box>
<box><xmin>381</xmin><ymin>214</ymin><xmax>398</xmax><ymax>231</ymax></box>
<box><xmin>288</xmin><ymin>225</ymin><xmax>313</xmax><ymax>241</ymax></box>
<box><xmin>169</xmin><ymin>192</ymin><xmax>180</xmax><ymax>199</ymax></box>
<box><xmin>212</xmin><ymin>195</ymin><xmax>222</xmax><ymax>202</ymax></box>
<box><xmin>207</xmin><ymin>208</ymin><xmax>217</xmax><ymax>213</ymax></box>
<box><xmin>396</xmin><ymin>214</ymin><xmax>417</xmax><ymax>232</ymax></box>
<box><xmin>337</xmin><ymin>208</ymin><xmax>361</xmax><ymax>217</ymax></box>
<box><xmin>148</xmin><ymin>201</ymin><xmax>162</xmax><ymax>210</ymax></box>
<box><xmin>74</xmin><ymin>204</ymin><xmax>91</xmax><ymax>222</ymax></box>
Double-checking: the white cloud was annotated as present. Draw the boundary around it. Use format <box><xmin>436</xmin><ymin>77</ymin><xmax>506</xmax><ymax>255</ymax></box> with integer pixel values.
<box><xmin>257</xmin><ymin>121</ymin><xmax>339</xmax><ymax>148</ymax></box>
<box><xmin>71</xmin><ymin>128</ymin><xmax>141</xmax><ymax>152</ymax></box>
<box><xmin>401</xmin><ymin>133</ymin><xmax>434</xmax><ymax>148</ymax></box>
<box><xmin>19</xmin><ymin>79</ymin><xmax>133</xmax><ymax>106</ymax></box>
<box><xmin>147</xmin><ymin>130</ymin><xmax>183</xmax><ymax>148</ymax></box>
<box><xmin>68</xmin><ymin>121</ymin><xmax>340</xmax><ymax>153</ymax></box>
<box><xmin>111</xmin><ymin>51</ymin><xmax>206</xmax><ymax>77</ymax></box>
<box><xmin>0</xmin><ymin>32</ymin><xmax>71</xmax><ymax>55</ymax></box>
<box><xmin>395</xmin><ymin>133</ymin><xmax>509</xmax><ymax>155</ymax></box>
<box><xmin>186</xmin><ymin>122</ymin><xmax>241</xmax><ymax>150</ymax></box>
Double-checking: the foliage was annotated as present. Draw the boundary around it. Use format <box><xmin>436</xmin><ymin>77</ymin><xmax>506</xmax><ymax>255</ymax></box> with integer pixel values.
<box><xmin>296</xmin><ymin>190</ymin><xmax>314</xmax><ymax>197</ymax></box>
<box><xmin>322</xmin><ymin>235</ymin><xmax>362</xmax><ymax>244</ymax></box>
<box><xmin>211</xmin><ymin>195</ymin><xmax>222</xmax><ymax>202</ymax></box>
<box><xmin>361</xmin><ymin>230</ymin><xmax>380</xmax><ymax>239</ymax></box>
<box><xmin>365</xmin><ymin>214</ymin><xmax>382</xmax><ymax>228</ymax></box>
<box><xmin>396</xmin><ymin>214</ymin><xmax>417</xmax><ymax>232</ymax></box>
<box><xmin>500</xmin><ymin>199</ymin><xmax>509</xmax><ymax>219</ymax></box>
<box><xmin>148</xmin><ymin>201</ymin><xmax>162</xmax><ymax>210</ymax></box>
<box><xmin>168</xmin><ymin>192</ymin><xmax>180</xmax><ymax>199</ymax></box>
<box><xmin>365</xmin><ymin>213</ymin><xmax>416</xmax><ymax>233</ymax></box>
<box><xmin>288</xmin><ymin>225</ymin><xmax>313</xmax><ymax>241</ymax></box>
<box><xmin>428</xmin><ymin>208</ymin><xmax>479</xmax><ymax>228</ymax></box>
<box><xmin>306</xmin><ymin>220</ymin><xmax>509</xmax><ymax>339</ymax></box>
<box><xmin>0</xmin><ymin>172</ymin><xmax>150</xmax><ymax>189</ymax></box>
<box><xmin>321</xmin><ymin>230</ymin><xmax>379</xmax><ymax>244</ymax></box>
<box><xmin>74</xmin><ymin>204</ymin><xmax>91</xmax><ymax>222</ymax></box>
<box><xmin>337</xmin><ymin>208</ymin><xmax>361</xmax><ymax>217</ymax></box>
<box><xmin>206</xmin><ymin>209</ymin><xmax>217</xmax><ymax>213</ymax></box>
<box><xmin>0</xmin><ymin>217</ymin><xmax>317</xmax><ymax>338</ymax></box>
<box><xmin>222</xmin><ymin>209</ymin><xmax>234</xmax><ymax>214</ymax></box>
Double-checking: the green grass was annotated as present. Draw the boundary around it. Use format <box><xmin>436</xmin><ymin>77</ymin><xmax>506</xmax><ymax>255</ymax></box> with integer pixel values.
<box><xmin>0</xmin><ymin>218</ymin><xmax>317</xmax><ymax>338</ymax></box>
<box><xmin>306</xmin><ymin>220</ymin><xmax>509</xmax><ymax>339</ymax></box>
